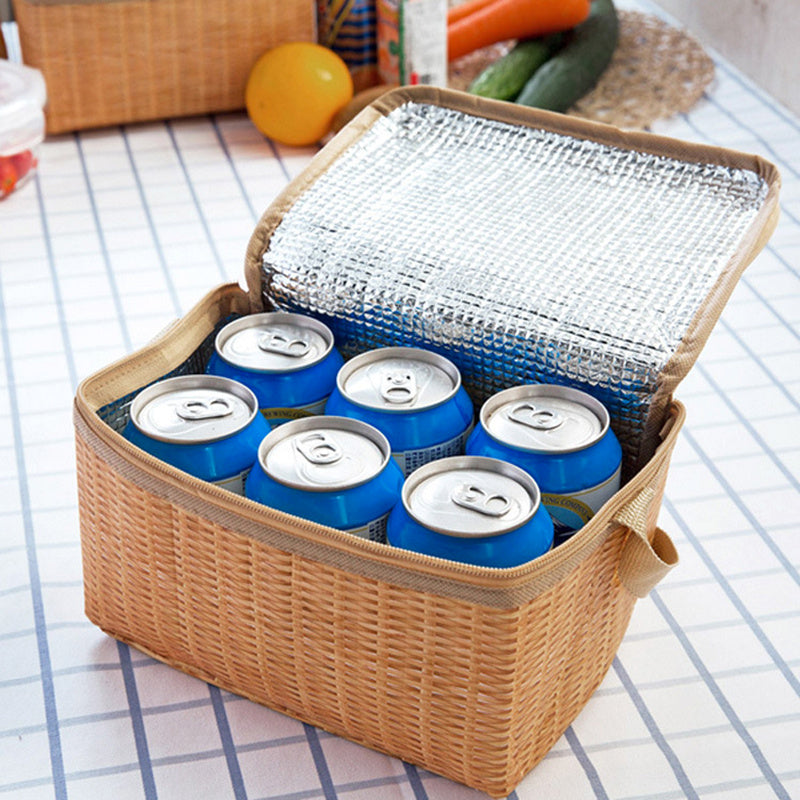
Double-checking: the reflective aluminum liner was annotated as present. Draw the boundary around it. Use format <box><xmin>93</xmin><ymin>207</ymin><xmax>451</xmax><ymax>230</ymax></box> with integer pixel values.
<box><xmin>466</xmin><ymin>384</ymin><xmax>622</xmax><ymax>544</ymax></box>
<box><xmin>206</xmin><ymin>312</ymin><xmax>344</xmax><ymax>428</ymax></box>
<box><xmin>122</xmin><ymin>374</ymin><xmax>269</xmax><ymax>494</ymax></box>
<box><xmin>324</xmin><ymin>346</ymin><xmax>474</xmax><ymax>477</ymax></box>
<box><xmin>260</xmin><ymin>100</ymin><xmax>772</xmax><ymax>473</ymax></box>
<box><xmin>386</xmin><ymin>456</ymin><xmax>554</xmax><ymax>567</ymax></box>
<box><xmin>245</xmin><ymin>416</ymin><xmax>404</xmax><ymax>541</ymax></box>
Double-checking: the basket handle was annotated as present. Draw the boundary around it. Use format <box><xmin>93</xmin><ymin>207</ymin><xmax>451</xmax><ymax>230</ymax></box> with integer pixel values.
<box><xmin>613</xmin><ymin>487</ymin><xmax>679</xmax><ymax>598</ymax></box>
<box><xmin>616</xmin><ymin>525</ymin><xmax>678</xmax><ymax>598</ymax></box>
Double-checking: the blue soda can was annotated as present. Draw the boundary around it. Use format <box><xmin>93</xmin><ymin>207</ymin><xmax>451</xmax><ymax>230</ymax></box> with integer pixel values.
<box><xmin>324</xmin><ymin>347</ymin><xmax>474</xmax><ymax>477</ymax></box>
<box><xmin>245</xmin><ymin>415</ymin><xmax>404</xmax><ymax>541</ymax></box>
<box><xmin>386</xmin><ymin>456</ymin><xmax>554</xmax><ymax>568</ymax></box>
<box><xmin>122</xmin><ymin>375</ymin><xmax>269</xmax><ymax>494</ymax></box>
<box><xmin>206</xmin><ymin>312</ymin><xmax>344</xmax><ymax>428</ymax></box>
<box><xmin>466</xmin><ymin>384</ymin><xmax>622</xmax><ymax>545</ymax></box>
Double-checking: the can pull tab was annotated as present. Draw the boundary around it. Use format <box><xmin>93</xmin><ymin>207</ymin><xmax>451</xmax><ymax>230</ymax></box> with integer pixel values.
<box><xmin>177</xmin><ymin>398</ymin><xmax>233</xmax><ymax>421</ymax></box>
<box><xmin>296</xmin><ymin>432</ymin><xmax>343</xmax><ymax>465</ymax></box>
<box><xmin>380</xmin><ymin>371</ymin><xmax>418</xmax><ymax>404</ymax></box>
<box><xmin>451</xmin><ymin>484</ymin><xmax>512</xmax><ymax>518</ymax></box>
<box><xmin>508</xmin><ymin>402</ymin><xmax>563</xmax><ymax>431</ymax></box>
<box><xmin>258</xmin><ymin>331</ymin><xmax>311</xmax><ymax>358</ymax></box>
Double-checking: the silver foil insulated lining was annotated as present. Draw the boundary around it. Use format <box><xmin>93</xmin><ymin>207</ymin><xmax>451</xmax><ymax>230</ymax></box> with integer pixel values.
<box><xmin>261</xmin><ymin>101</ymin><xmax>770</xmax><ymax>473</ymax></box>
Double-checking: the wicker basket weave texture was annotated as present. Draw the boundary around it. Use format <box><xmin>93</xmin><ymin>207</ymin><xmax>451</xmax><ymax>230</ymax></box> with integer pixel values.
<box><xmin>12</xmin><ymin>0</ymin><xmax>315</xmax><ymax>133</ymax></box>
<box><xmin>70</xmin><ymin>83</ymin><xmax>778</xmax><ymax>796</ymax></box>
<box><xmin>76</xmin><ymin>392</ymin><xmax>675</xmax><ymax>797</ymax></box>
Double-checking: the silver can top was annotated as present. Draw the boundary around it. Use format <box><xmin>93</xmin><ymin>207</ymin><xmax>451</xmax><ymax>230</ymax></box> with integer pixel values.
<box><xmin>481</xmin><ymin>384</ymin><xmax>609</xmax><ymax>454</ymax></box>
<box><xmin>129</xmin><ymin>375</ymin><xmax>258</xmax><ymax>444</ymax></box>
<box><xmin>403</xmin><ymin>456</ymin><xmax>540</xmax><ymax>538</ymax></box>
<box><xmin>215</xmin><ymin>312</ymin><xmax>335</xmax><ymax>372</ymax></box>
<box><xmin>258</xmin><ymin>416</ymin><xmax>391</xmax><ymax>491</ymax></box>
<box><xmin>336</xmin><ymin>347</ymin><xmax>461</xmax><ymax>412</ymax></box>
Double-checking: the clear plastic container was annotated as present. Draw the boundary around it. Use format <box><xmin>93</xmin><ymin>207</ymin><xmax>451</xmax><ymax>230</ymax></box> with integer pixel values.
<box><xmin>0</xmin><ymin>59</ymin><xmax>47</xmax><ymax>200</ymax></box>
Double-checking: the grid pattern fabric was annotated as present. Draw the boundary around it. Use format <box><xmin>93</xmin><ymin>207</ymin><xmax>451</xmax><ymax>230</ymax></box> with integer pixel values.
<box><xmin>1</xmin><ymin>1</ymin><xmax>799</xmax><ymax>798</ymax></box>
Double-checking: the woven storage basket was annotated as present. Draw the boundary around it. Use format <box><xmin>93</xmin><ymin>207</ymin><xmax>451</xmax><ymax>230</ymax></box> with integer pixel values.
<box><xmin>74</xmin><ymin>88</ymin><xmax>780</xmax><ymax>798</ymax></box>
<box><xmin>11</xmin><ymin>0</ymin><xmax>315</xmax><ymax>133</ymax></box>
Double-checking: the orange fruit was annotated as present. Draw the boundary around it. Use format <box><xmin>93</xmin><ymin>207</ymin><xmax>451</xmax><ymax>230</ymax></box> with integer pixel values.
<box><xmin>245</xmin><ymin>42</ymin><xmax>354</xmax><ymax>147</ymax></box>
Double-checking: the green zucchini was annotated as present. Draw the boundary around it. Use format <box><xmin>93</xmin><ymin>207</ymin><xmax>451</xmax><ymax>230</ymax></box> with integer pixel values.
<box><xmin>516</xmin><ymin>0</ymin><xmax>619</xmax><ymax>113</ymax></box>
<box><xmin>468</xmin><ymin>34</ymin><xmax>564</xmax><ymax>102</ymax></box>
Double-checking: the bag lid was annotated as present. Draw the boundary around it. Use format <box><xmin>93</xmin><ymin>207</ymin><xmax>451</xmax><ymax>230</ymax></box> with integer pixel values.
<box><xmin>244</xmin><ymin>87</ymin><xmax>780</xmax><ymax>475</ymax></box>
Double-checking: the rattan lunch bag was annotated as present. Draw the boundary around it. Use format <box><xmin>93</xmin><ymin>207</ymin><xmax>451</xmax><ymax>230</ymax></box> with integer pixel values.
<box><xmin>74</xmin><ymin>88</ymin><xmax>780</xmax><ymax>798</ymax></box>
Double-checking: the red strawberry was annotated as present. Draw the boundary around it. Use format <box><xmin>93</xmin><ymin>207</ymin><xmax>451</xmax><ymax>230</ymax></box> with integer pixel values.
<box><xmin>0</xmin><ymin>158</ymin><xmax>18</xmax><ymax>197</ymax></box>
<box><xmin>10</xmin><ymin>149</ymin><xmax>35</xmax><ymax>180</ymax></box>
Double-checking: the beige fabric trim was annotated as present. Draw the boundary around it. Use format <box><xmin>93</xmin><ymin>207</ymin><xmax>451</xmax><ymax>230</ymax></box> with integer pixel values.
<box><xmin>617</xmin><ymin>527</ymin><xmax>679</xmax><ymax>598</ymax></box>
<box><xmin>612</xmin><ymin>482</ymin><xmax>679</xmax><ymax>597</ymax></box>
<box><xmin>76</xmin><ymin>283</ymin><xmax>250</xmax><ymax>412</ymax></box>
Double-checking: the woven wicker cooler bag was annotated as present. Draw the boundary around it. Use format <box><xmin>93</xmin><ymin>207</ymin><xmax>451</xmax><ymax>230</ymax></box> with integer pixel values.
<box><xmin>12</xmin><ymin>0</ymin><xmax>315</xmax><ymax>133</ymax></box>
<box><xmin>74</xmin><ymin>88</ymin><xmax>780</xmax><ymax>798</ymax></box>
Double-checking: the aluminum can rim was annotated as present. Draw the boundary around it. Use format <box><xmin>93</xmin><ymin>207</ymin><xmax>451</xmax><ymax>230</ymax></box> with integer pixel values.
<box><xmin>401</xmin><ymin>455</ymin><xmax>541</xmax><ymax>538</ymax></box>
<box><xmin>336</xmin><ymin>346</ymin><xmax>462</xmax><ymax>413</ymax></box>
<box><xmin>214</xmin><ymin>312</ymin><xmax>335</xmax><ymax>373</ymax></box>
<box><xmin>256</xmin><ymin>415</ymin><xmax>392</xmax><ymax>492</ymax></box>
<box><xmin>479</xmin><ymin>384</ymin><xmax>611</xmax><ymax>455</ymax></box>
<box><xmin>129</xmin><ymin>375</ymin><xmax>259</xmax><ymax>444</ymax></box>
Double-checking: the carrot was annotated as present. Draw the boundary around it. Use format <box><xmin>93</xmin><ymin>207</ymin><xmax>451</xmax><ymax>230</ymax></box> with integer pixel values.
<box><xmin>448</xmin><ymin>0</ymin><xmax>498</xmax><ymax>26</ymax></box>
<box><xmin>447</xmin><ymin>0</ymin><xmax>591</xmax><ymax>62</ymax></box>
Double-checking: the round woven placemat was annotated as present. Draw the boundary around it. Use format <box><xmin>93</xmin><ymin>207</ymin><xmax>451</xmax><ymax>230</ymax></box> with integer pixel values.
<box><xmin>447</xmin><ymin>9</ymin><xmax>715</xmax><ymax>130</ymax></box>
